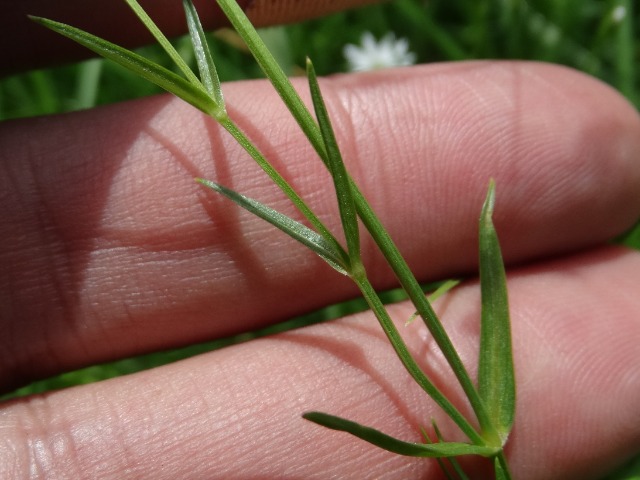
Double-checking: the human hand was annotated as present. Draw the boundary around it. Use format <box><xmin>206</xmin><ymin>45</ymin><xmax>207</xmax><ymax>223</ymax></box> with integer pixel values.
<box><xmin>2</xmin><ymin>2</ymin><xmax>640</xmax><ymax>479</ymax></box>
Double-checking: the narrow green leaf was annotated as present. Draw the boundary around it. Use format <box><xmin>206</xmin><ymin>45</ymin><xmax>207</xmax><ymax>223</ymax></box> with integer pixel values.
<box><xmin>478</xmin><ymin>180</ymin><xmax>515</xmax><ymax>443</ymax></box>
<box><xmin>306</xmin><ymin>58</ymin><xmax>360</xmax><ymax>265</ymax></box>
<box><xmin>183</xmin><ymin>0</ymin><xmax>225</xmax><ymax>109</ymax></box>
<box><xmin>29</xmin><ymin>16</ymin><xmax>221</xmax><ymax>117</ymax></box>
<box><xmin>303</xmin><ymin>412</ymin><xmax>498</xmax><ymax>458</ymax></box>
<box><xmin>196</xmin><ymin>179</ymin><xmax>348</xmax><ymax>275</ymax></box>
<box><xmin>123</xmin><ymin>0</ymin><xmax>202</xmax><ymax>87</ymax></box>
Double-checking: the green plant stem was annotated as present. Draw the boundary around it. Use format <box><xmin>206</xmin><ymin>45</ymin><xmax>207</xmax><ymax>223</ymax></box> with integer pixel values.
<box><xmin>352</xmin><ymin>266</ymin><xmax>484</xmax><ymax>446</ymax></box>
<box><xmin>216</xmin><ymin>0</ymin><xmax>497</xmax><ymax>442</ymax></box>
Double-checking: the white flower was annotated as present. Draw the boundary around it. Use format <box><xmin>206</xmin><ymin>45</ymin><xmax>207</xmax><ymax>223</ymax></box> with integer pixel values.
<box><xmin>343</xmin><ymin>32</ymin><xmax>416</xmax><ymax>72</ymax></box>
<box><xmin>611</xmin><ymin>5</ymin><xmax>626</xmax><ymax>23</ymax></box>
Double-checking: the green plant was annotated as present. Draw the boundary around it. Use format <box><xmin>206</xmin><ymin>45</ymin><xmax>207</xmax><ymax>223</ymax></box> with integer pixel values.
<box><xmin>31</xmin><ymin>0</ymin><xmax>516</xmax><ymax>477</ymax></box>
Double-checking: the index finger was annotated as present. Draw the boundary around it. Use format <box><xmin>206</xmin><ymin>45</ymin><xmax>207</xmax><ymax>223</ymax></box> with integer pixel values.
<box><xmin>2</xmin><ymin>0</ymin><xmax>382</xmax><ymax>75</ymax></box>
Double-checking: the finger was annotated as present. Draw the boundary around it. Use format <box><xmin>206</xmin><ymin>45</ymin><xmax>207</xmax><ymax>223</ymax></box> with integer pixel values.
<box><xmin>1</xmin><ymin>62</ymin><xmax>639</xmax><ymax>391</ymax></box>
<box><xmin>3</xmin><ymin>246</ymin><xmax>639</xmax><ymax>479</ymax></box>
<box><xmin>3</xmin><ymin>0</ymin><xmax>382</xmax><ymax>75</ymax></box>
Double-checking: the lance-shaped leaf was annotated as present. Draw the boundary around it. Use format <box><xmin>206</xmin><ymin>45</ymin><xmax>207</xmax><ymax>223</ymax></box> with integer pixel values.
<box><xmin>477</xmin><ymin>181</ymin><xmax>515</xmax><ymax>443</ymax></box>
<box><xmin>197</xmin><ymin>179</ymin><xmax>348</xmax><ymax>275</ymax></box>
<box><xmin>303</xmin><ymin>412</ymin><xmax>499</xmax><ymax>458</ymax></box>
<box><xmin>306</xmin><ymin>59</ymin><xmax>360</xmax><ymax>266</ymax></box>
<box><xmin>29</xmin><ymin>16</ymin><xmax>221</xmax><ymax>118</ymax></box>
<box><xmin>183</xmin><ymin>0</ymin><xmax>225</xmax><ymax>108</ymax></box>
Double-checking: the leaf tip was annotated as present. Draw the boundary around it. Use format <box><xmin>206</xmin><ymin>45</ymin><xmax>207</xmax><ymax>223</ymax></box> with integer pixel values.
<box><xmin>28</xmin><ymin>15</ymin><xmax>50</xmax><ymax>26</ymax></box>
<box><xmin>194</xmin><ymin>177</ymin><xmax>219</xmax><ymax>191</ymax></box>
<box><xmin>305</xmin><ymin>56</ymin><xmax>316</xmax><ymax>77</ymax></box>
<box><xmin>302</xmin><ymin>411</ymin><xmax>323</xmax><ymax>424</ymax></box>
<box><xmin>481</xmin><ymin>179</ymin><xmax>496</xmax><ymax>220</ymax></box>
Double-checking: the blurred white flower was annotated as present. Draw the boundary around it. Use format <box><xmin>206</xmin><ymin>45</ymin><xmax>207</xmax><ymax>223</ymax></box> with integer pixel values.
<box><xmin>611</xmin><ymin>5</ymin><xmax>627</xmax><ymax>23</ymax></box>
<box><xmin>343</xmin><ymin>32</ymin><xmax>416</xmax><ymax>72</ymax></box>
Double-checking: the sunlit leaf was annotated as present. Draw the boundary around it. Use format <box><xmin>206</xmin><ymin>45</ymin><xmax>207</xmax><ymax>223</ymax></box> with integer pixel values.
<box><xmin>29</xmin><ymin>16</ymin><xmax>221</xmax><ymax>117</ymax></box>
<box><xmin>478</xmin><ymin>180</ymin><xmax>515</xmax><ymax>443</ymax></box>
<box><xmin>306</xmin><ymin>58</ymin><xmax>360</xmax><ymax>266</ymax></box>
<box><xmin>183</xmin><ymin>0</ymin><xmax>225</xmax><ymax>109</ymax></box>
<box><xmin>196</xmin><ymin>179</ymin><xmax>348</xmax><ymax>275</ymax></box>
<box><xmin>303</xmin><ymin>412</ymin><xmax>498</xmax><ymax>458</ymax></box>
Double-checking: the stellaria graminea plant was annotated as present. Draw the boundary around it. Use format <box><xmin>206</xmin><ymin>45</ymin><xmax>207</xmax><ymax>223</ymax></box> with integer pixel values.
<box><xmin>31</xmin><ymin>1</ymin><xmax>515</xmax><ymax>477</ymax></box>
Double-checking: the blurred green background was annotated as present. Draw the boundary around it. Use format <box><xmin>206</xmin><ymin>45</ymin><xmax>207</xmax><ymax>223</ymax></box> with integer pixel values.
<box><xmin>1</xmin><ymin>0</ymin><xmax>639</xmax><ymax>478</ymax></box>
<box><xmin>2</xmin><ymin>0</ymin><xmax>639</xmax><ymax>118</ymax></box>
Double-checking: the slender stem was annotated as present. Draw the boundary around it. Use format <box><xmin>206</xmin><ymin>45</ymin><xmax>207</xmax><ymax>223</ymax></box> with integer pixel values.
<box><xmin>219</xmin><ymin>117</ymin><xmax>349</xmax><ymax>266</ymax></box>
<box><xmin>353</xmin><ymin>266</ymin><xmax>484</xmax><ymax>446</ymax></box>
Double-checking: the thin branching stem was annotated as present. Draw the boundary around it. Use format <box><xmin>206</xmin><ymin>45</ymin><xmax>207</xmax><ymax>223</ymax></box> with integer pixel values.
<box><xmin>352</xmin><ymin>266</ymin><xmax>484</xmax><ymax>445</ymax></box>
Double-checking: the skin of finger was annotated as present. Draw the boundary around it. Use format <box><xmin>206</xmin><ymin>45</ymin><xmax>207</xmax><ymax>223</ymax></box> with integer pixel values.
<box><xmin>2</xmin><ymin>247</ymin><xmax>639</xmax><ymax>479</ymax></box>
<box><xmin>1</xmin><ymin>0</ymin><xmax>382</xmax><ymax>75</ymax></box>
<box><xmin>1</xmin><ymin>62</ymin><xmax>639</xmax><ymax>392</ymax></box>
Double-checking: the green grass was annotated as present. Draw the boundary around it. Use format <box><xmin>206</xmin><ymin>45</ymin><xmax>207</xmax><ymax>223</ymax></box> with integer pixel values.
<box><xmin>1</xmin><ymin>0</ymin><xmax>639</xmax><ymax>477</ymax></box>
